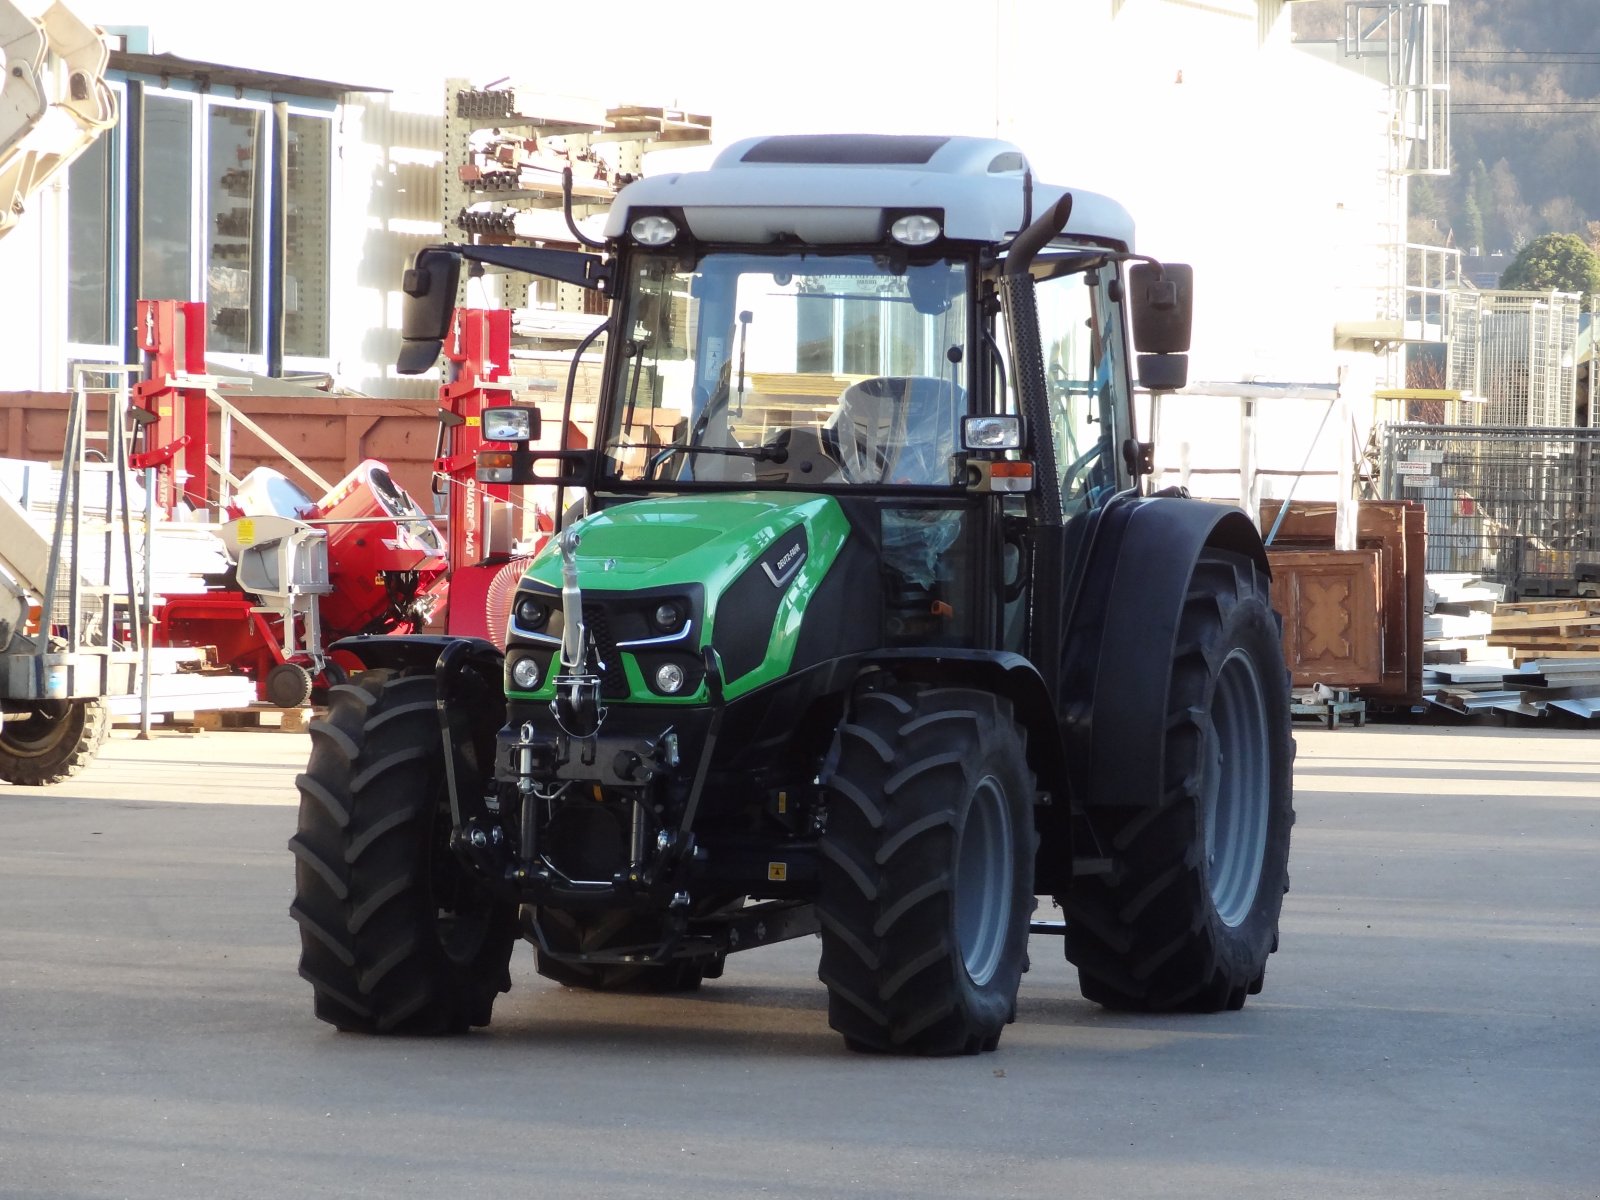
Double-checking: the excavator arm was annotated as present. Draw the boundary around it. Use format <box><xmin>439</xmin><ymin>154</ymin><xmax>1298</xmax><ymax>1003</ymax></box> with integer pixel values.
<box><xmin>0</xmin><ymin>0</ymin><xmax>116</xmax><ymax>240</ymax></box>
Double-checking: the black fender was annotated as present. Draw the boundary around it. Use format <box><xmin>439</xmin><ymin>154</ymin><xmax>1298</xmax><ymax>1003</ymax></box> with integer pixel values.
<box><xmin>850</xmin><ymin>647</ymin><xmax>1072</xmax><ymax>891</ymax></box>
<box><xmin>329</xmin><ymin>633</ymin><xmax>500</xmax><ymax>677</ymax></box>
<box><xmin>330</xmin><ymin>634</ymin><xmax>509</xmax><ymax>866</ymax></box>
<box><xmin>1062</xmin><ymin>496</ymin><xmax>1268</xmax><ymax>825</ymax></box>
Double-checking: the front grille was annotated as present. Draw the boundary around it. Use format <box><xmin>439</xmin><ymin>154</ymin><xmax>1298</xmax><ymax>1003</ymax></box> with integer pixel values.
<box><xmin>582</xmin><ymin>602</ymin><xmax>631</xmax><ymax>698</ymax></box>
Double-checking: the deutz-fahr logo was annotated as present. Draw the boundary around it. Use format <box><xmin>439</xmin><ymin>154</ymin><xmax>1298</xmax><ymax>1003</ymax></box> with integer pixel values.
<box><xmin>762</xmin><ymin>535</ymin><xmax>806</xmax><ymax>588</ymax></box>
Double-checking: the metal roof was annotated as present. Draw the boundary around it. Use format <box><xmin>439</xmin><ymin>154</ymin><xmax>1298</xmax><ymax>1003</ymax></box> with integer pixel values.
<box><xmin>108</xmin><ymin>51</ymin><xmax>386</xmax><ymax>101</ymax></box>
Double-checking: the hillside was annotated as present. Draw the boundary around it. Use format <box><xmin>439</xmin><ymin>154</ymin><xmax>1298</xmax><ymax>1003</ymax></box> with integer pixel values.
<box><xmin>1291</xmin><ymin>1</ymin><xmax>1600</xmax><ymax>254</ymax></box>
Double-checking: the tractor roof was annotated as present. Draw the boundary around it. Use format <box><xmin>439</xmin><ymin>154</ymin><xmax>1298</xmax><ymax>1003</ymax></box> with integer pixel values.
<box><xmin>605</xmin><ymin>134</ymin><xmax>1136</xmax><ymax>252</ymax></box>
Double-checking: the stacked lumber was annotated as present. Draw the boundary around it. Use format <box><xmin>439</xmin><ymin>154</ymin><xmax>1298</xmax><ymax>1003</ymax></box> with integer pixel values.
<box><xmin>1486</xmin><ymin>600</ymin><xmax>1600</xmax><ymax>666</ymax></box>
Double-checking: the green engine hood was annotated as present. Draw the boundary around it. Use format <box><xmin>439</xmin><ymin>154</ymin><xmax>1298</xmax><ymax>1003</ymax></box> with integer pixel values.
<box><xmin>516</xmin><ymin>492</ymin><xmax>853</xmax><ymax>701</ymax></box>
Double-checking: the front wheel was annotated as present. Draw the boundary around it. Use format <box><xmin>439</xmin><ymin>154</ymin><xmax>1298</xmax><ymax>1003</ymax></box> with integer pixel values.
<box><xmin>289</xmin><ymin>673</ymin><xmax>517</xmax><ymax>1033</ymax></box>
<box><xmin>0</xmin><ymin>698</ymin><xmax>109</xmax><ymax>786</ymax></box>
<box><xmin>1064</xmin><ymin>548</ymin><xmax>1294</xmax><ymax>1012</ymax></box>
<box><xmin>817</xmin><ymin>686</ymin><xmax>1036</xmax><ymax>1055</ymax></box>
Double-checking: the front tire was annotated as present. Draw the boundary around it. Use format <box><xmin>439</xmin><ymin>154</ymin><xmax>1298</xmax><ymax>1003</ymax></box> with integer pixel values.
<box><xmin>289</xmin><ymin>673</ymin><xmax>517</xmax><ymax>1033</ymax></box>
<box><xmin>0</xmin><ymin>699</ymin><xmax>108</xmax><ymax>786</ymax></box>
<box><xmin>817</xmin><ymin>686</ymin><xmax>1036</xmax><ymax>1055</ymax></box>
<box><xmin>1063</xmin><ymin>549</ymin><xmax>1294</xmax><ymax>1012</ymax></box>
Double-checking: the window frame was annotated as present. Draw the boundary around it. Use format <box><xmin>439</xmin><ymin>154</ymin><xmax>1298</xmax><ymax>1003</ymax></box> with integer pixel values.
<box><xmin>63</xmin><ymin>79</ymin><xmax>129</xmax><ymax>368</ymax></box>
<box><xmin>61</xmin><ymin>74</ymin><xmax>339</xmax><ymax>378</ymax></box>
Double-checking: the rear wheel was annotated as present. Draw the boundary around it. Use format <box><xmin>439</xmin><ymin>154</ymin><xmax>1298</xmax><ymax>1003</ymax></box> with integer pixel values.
<box><xmin>0</xmin><ymin>698</ymin><xmax>109</xmax><ymax>786</ymax></box>
<box><xmin>289</xmin><ymin>673</ymin><xmax>516</xmax><ymax>1033</ymax></box>
<box><xmin>1064</xmin><ymin>549</ymin><xmax>1293</xmax><ymax>1011</ymax></box>
<box><xmin>817</xmin><ymin>686</ymin><xmax>1035</xmax><ymax>1055</ymax></box>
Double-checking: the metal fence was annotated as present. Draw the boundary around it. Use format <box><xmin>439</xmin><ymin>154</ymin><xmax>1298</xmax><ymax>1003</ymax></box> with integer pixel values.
<box><xmin>1379</xmin><ymin>423</ymin><xmax>1600</xmax><ymax>594</ymax></box>
<box><xmin>1447</xmin><ymin>290</ymin><xmax>1582</xmax><ymax>427</ymax></box>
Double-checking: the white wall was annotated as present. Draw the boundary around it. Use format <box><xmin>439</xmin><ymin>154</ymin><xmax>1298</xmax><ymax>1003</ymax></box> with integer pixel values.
<box><xmin>0</xmin><ymin>177</ymin><xmax>69</xmax><ymax>392</ymax></box>
<box><xmin>329</xmin><ymin>91</ymin><xmax>444</xmax><ymax>399</ymax></box>
<box><xmin>8</xmin><ymin>0</ymin><xmax>1397</xmax><ymax>484</ymax></box>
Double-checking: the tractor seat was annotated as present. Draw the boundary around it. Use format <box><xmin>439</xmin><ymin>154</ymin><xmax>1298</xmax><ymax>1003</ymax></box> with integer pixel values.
<box><xmin>753</xmin><ymin>426</ymin><xmax>840</xmax><ymax>485</ymax></box>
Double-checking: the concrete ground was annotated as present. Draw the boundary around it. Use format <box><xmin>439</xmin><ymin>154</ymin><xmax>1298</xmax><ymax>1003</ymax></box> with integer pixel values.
<box><xmin>0</xmin><ymin>720</ymin><xmax>1595</xmax><ymax>1199</ymax></box>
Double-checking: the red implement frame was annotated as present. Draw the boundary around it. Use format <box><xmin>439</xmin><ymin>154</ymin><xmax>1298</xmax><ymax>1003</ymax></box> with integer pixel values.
<box><xmin>129</xmin><ymin>299</ymin><xmax>210</xmax><ymax>517</ymax></box>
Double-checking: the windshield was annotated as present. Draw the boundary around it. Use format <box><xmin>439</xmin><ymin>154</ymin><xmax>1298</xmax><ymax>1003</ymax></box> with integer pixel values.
<box><xmin>601</xmin><ymin>251</ymin><xmax>971</xmax><ymax>488</ymax></box>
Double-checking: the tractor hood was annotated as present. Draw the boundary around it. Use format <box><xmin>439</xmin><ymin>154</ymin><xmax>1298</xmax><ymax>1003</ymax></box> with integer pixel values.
<box><xmin>521</xmin><ymin>493</ymin><xmax>846</xmax><ymax>594</ymax></box>
<box><xmin>514</xmin><ymin>492</ymin><xmax>855</xmax><ymax>700</ymax></box>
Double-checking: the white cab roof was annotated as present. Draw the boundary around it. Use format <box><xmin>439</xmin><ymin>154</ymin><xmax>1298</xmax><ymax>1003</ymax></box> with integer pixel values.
<box><xmin>604</xmin><ymin>134</ymin><xmax>1136</xmax><ymax>251</ymax></box>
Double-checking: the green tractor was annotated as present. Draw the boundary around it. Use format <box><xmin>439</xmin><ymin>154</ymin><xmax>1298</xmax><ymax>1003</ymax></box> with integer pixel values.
<box><xmin>289</xmin><ymin>134</ymin><xmax>1294</xmax><ymax>1054</ymax></box>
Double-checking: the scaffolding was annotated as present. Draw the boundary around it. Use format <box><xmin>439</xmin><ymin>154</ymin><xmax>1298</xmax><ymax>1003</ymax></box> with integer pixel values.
<box><xmin>1334</xmin><ymin>2</ymin><xmax>1458</xmax><ymax>373</ymax></box>
<box><xmin>1448</xmin><ymin>290</ymin><xmax>1582</xmax><ymax>427</ymax></box>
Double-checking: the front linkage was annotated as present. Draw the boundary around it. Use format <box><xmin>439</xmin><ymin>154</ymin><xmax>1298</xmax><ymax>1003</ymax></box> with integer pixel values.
<box><xmin>433</xmin><ymin>530</ymin><xmax>820</xmax><ymax>976</ymax></box>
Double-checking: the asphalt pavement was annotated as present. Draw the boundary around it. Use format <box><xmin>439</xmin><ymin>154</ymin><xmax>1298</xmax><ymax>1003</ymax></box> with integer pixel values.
<box><xmin>1</xmin><ymin>720</ymin><xmax>1596</xmax><ymax>1199</ymax></box>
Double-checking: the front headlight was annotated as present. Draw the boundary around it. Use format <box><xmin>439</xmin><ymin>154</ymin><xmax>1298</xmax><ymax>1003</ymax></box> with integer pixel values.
<box><xmin>509</xmin><ymin>656</ymin><xmax>543</xmax><ymax>691</ymax></box>
<box><xmin>516</xmin><ymin>596</ymin><xmax>551</xmax><ymax>630</ymax></box>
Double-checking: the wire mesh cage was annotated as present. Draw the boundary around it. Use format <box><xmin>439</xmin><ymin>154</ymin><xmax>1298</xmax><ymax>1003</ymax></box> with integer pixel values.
<box><xmin>1447</xmin><ymin>290</ymin><xmax>1582</xmax><ymax>427</ymax></box>
<box><xmin>1380</xmin><ymin>423</ymin><xmax>1600</xmax><ymax>595</ymax></box>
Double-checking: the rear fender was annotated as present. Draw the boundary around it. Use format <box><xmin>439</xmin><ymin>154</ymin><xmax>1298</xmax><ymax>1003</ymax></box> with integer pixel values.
<box><xmin>1062</xmin><ymin>497</ymin><xmax>1268</xmax><ymax>818</ymax></box>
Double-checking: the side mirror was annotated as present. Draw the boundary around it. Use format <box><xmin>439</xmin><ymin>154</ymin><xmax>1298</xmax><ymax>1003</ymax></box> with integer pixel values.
<box><xmin>1136</xmin><ymin>353</ymin><xmax>1189</xmax><ymax>392</ymax></box>
<box><xmin>396</xmin><ymin>250</ymin><xmax>463</xmax><ymax>375</ymax></box>
<box><xmin>482</xmin><ymin>405</ymin><xmax>540</xmax><ymax>443</ymax></box>
<box><xmin>1130</xmin><ymin>261</ymin><xmax>1192</xmax><ymax>394</ymax></box>
<box><xmin>1129</xmin><ymin>262</ymin><xmax>1193</xmax><ymax>355</ymax></box>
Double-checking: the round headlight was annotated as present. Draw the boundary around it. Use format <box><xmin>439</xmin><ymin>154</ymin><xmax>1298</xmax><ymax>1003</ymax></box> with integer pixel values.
<box><xmin>630</xmin><ymin>215</ymin><xmax>678</xmax><ymax>247</ymax></box>
<box><xmin>654</xmin><ymin>662</ymin><xmax>686</xmax><ymax>694</ymax></box>
<box><xmin>653</xmin><ymin>602</ymin><xmax>683</xmax><ymax>632</ymax></box>
<box><xmin>515</xmin><ymin>597</ymin><xmax>549</xmax><ymax>629</ymax></box>
<box><xmin>510</xmin><ymin>656</ymin><xmax>543</xmax><ymax>691</ymax></box>
<box><xmin>890</xmin><ymin>214</ymin><xmax>941</xmax><ymax>246</ymax></box>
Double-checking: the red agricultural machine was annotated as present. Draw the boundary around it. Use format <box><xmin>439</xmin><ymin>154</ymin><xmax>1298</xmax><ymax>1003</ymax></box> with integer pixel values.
<box><xmin>131</xmin><ymin>299</ymin><xmax>548</xmax><ymax>704</ymax></box>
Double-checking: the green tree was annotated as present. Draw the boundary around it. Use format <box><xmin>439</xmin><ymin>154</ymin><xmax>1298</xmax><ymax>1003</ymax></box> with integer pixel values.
<box><xmin>1461</xmin><ymin>192</ymin><xmax>1486</xmax><ymax>254</ymax></box>
<box><xmin>1496</xmin><ymin>232</ymin><xmax>1600</xmax><ymax>304</ymax></box>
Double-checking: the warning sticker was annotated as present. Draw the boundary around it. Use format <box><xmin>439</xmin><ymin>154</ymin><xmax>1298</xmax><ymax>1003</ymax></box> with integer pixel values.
<box><xmin>1395</xmin><ymin>460</ymin><xmax>1433</xmax><ymax>475</ymax></box>
<box><xmin>1401</xmin><ymin>475</ymin><xmax>1437</xmax><ymax>488</ymax></box>
<box><xmin>767</xmin><ymin>862</ymin><xmax>788</xmax><ymax>882</ymax></box>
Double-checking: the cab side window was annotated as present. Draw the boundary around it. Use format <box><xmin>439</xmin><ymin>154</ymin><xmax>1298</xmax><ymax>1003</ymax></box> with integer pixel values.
<box><xmin>1036</xmin><ymin>269</ymin><xmax>1130</xmax><ymax>515</ymax></box>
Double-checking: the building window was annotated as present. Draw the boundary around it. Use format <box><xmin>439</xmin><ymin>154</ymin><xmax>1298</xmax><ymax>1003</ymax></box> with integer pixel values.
<box><xmin>67</xmin><ymin>130</ymin><xmax>120</xmax><ymax>347</ymax></box>
<box><xmin>64</xmin><ymin>78</ymin><xmax>336</xmax><ymax>372</ymax></box>
<box><xmin>205</xmin><ymin>103</ymin><xmax>266</xmax><ymax>355</ymax></box>
<box><xmin>141</xmin><ymin>94</ymin><xmax>194</xmax><ymax>301</ymax></box>
<box><xmin>283</xmin><ymin>113</ymin><xmax>331</xmax><ymax>359</ymax></box>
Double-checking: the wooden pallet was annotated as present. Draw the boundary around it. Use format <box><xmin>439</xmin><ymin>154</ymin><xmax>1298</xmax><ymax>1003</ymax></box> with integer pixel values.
<box><xmin>170</xmin><ymin>705</ymin><xmax>317</xmax><ymax>733</ymax></box>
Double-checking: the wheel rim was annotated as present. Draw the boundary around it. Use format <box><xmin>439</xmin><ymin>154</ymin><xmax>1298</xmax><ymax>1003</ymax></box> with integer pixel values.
<box><xmin>1</xmin><ymin>702</ymin><xmax>74</xmax><ymax>759</ymax></box>
<box><xmin>1205</xmin><ymin>647</ymin><xmax>1271</xmax><ymax>927</ymax></box>
<box><xmin>955</xmin><ymin>775</ymin><xmax>1013</xmax><ymax>986</ymax></box>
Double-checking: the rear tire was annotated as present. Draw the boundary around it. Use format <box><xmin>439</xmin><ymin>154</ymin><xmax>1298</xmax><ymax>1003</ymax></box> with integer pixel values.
<box><xmin>817</xmin><ymin>686</ymin><xmax>1035</xmax><ymax>1055</ymax></box>
<box><xmin>289</xmin><ymin>673</ymin><xmax>516</xmax><ymax>1033</ymax></box>
<box><xmin>1063</xmin><ymin>549</ymin><xmax>1293</xmax><ymax>1012</ymax></box>
<box><xmin>0</xmin><ymin>698</ymin><xmax>108</xmax><ymax>786</ymax></box>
